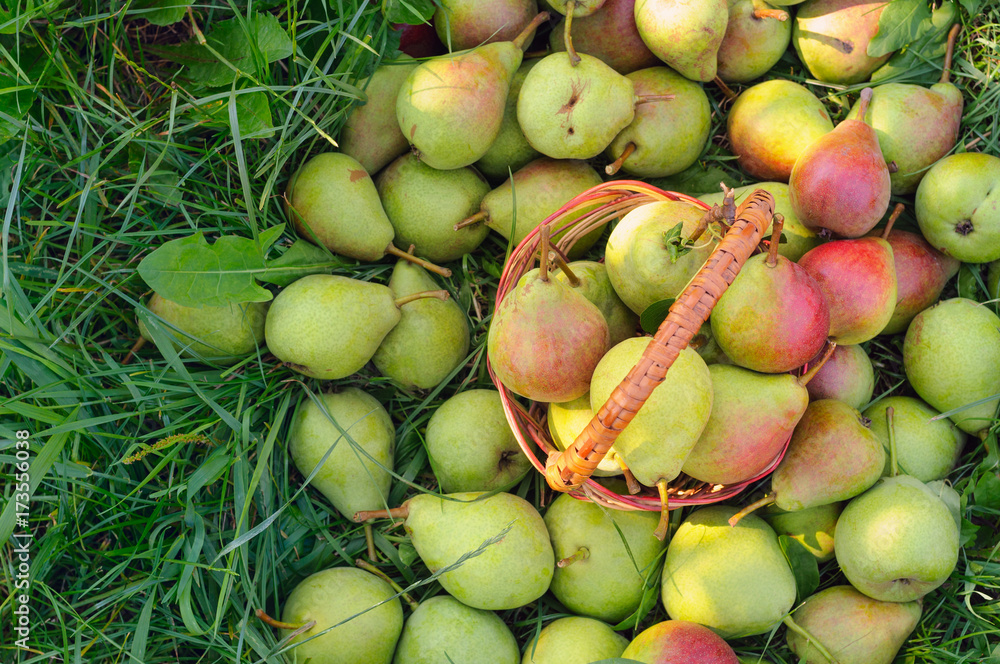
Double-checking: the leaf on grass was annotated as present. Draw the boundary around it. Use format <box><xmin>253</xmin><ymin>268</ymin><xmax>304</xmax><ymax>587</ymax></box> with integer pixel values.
<box><xmin>129</xmin><ymin>0</ymin><xmax>193</xmax><ymax>26</ymax></box>
<box><xmin>974</xmin><ymin>472</ymin><xmax>1000</xmax><ymax>511</ymax></box>
<box><xmin>640</xmin><ymin>298</ymin><xmax>675</xmax><ymax>334</ymax></box>
<box><xmin>137</xmin><ymin>227</ymin><xmax>285</xmax><ymax>307</ymax></box>
<box><xmin>255</xmin><ymin>240</ymin><xmax>343</xmax><ymax>287</ymax></box>
<box><xmin>870</xmin><ymin>1</ymin><xmax>958</xmax><ymax>83</ymax></box>
<box><xmin>868</xmin><ymin>0</ymin><xmax>933</xmax><ymax>57</ymax></box>
<box><xmin>383</xmin><ymin>0</ymin><xmax>437</xmax><ymax>25</ymax></box>
<box><xmin>958</xmin><ymin>0</ymin><xmax>983</xmax><ymax>14</ymax></box>
<box><xmin>779</xmin><ymin>535</ymin><xmax>820</xmax><ymax>603</ymax></box>
<box><xmin>199</xmin><ymin>90</ymin><xmax>274</xmax><ymax>138</ymax></box>
<box><xmin>957</xmin><ymin>264</ymin><xmax>982</xmax><ymax>300</ymax></box>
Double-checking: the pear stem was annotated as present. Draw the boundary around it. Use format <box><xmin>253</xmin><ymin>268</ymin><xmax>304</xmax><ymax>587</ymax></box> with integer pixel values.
<box><xmin>653</xmin><ymin>479</ymin><xmax>671</xmax><ymax>541</ymax></box>
<box><xmin>798</xmin><ymin>341</ymin><xmax>837</xmax><ymax>386</ymax></box>
<box><xmin>255</xmin><ymin>609</ymin><xmax>315</xmax><ymax>632</ymax></box>
<box><xmin>354</xmin><ymin>504</ymin><xmax>410</xmax><ymax>522</ymax></box>
<box><xmin>557</xmin><ymin>546</ymin><xmax>590</xmax><ymax>568</ymax></box>
<box><xmin>621</xmin><ymin>460</ymin><xmax>642</xmax><ymax>495</ymax></box>
<box><xmin>394</xmin><ymin>289</ymin><xmax>450</xmax><ymax>307</ymax></box>
<box><xmin>513</xmin><ymin>11</ymin><xmax>551</xmax><ymax>51</ymax></box>
<box><xmin>122</xmin><ymin>335</ymin><xmax>147</xmax><ymax>364</ymax></box>
<box><xmin>385</xmin><ymin>243</ymin><xmax>452</xmax><ymax>278</ymax></box>
<box><xmin>782</xmin><ymin>616</ymin><xmax>838</xmax><ymax>663</ymax></box>
<box><xmin>941</xmin><ymin>23</ymin><xmax>961</xmax><ymax>85</ymax></box>
<box><xmin>855</xmin><ymin>87</ymin><xmax>874</xmax><ymax>121</ymax></box>
<box><xmin>766</xmin><ymin>214</ymin><xmax>784</xmax><ymax>267</ymax></box>
<box><xmin>887</xmin><ymin>406</ymin><xmax>899</xmax><ymax>478</ymax></box>
<box><xmin>564</xmin><ymin>2</ymin><xmax>581</xmax><ymax>66</ymax></box>
<box><xmin>882</xmin><ymin>203</ymin><xmax>904</xmax><ymax>240</ymax></box>
<box><xmin>539</xmin><ymin>223</ymin><xmax>551</xmax><ymax>282</ymax></box>
<box><xmin>356</xmin><ymin>558</ymin><xmax>420</xmax><ymax>611</ymax></box>
<box><xmin>552</xmin><ymin>251</ymin><xmax>581</xmax><ymax>287</ymax></box>
<box><xmin>714</xmin><ymin>76</ymin><xmax>737</xmax><ymax>101</ymax></box>
<box><xmin>635</xmin><ymin>93</ymin><xmax>676</xmax><ymax>105</ymax></box>
<box><xmin>455</xmin><ymin>210</ymin><xmax>489</xmax><ymax>231</ymax></box>
<box><xmin>364</xmin><ymin>522</ymin><xmax>377</xmax><ymax>562</ymax></box>
<box><xmin>605</xmin><ymin>142</ymin><xmax>636</xmax><ymax>176</ymax></box>
<box><xmin>753</xmin><ymin>7</ymin><xmax>789</xmax><ymax>20</ymax></box>
<box><xmin>727</xmin><ymin>493</ymin><xmax>776</xmax><ymax>527</ymax></box>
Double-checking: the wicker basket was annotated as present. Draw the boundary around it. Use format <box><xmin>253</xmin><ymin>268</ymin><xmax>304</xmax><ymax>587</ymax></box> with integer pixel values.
<box><xmin>489</xmin><ymin>180</ymin><xmax>781</xmax><ymax>530</ymax></box>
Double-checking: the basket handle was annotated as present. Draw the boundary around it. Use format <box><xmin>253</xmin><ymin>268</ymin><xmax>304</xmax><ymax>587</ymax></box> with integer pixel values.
<box><xmin>543</xmin><ymin>189</ymin><xmax>776</xmax><ymax>495</ymax></box>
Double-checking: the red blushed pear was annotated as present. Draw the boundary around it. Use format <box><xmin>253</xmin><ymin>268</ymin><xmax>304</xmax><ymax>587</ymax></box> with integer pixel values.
<box><xmin>788</xmin><ymin>87</ymin><xmax>891</xmax><ymax>238</ymax></box>
<box><xmin>621</xmin><ymin>620</ymin><xmax>739</xmax><ymax>664</ymax></box>
<box><xmin>797</xmin><ymin>204</ymin><xmax>898</xmax><ymax>345</ymax></box>
<box><xmin>547</xmin><ymin>0</ymin><xmax>660</xmax><ymax>74</ymax></box>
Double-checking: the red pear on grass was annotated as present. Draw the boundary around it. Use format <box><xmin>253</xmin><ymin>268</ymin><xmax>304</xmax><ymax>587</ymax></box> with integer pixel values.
<box><xmin>622</xmin><ymin>620</ymin><xmax>739</xmax><ymax>664</ymax></box>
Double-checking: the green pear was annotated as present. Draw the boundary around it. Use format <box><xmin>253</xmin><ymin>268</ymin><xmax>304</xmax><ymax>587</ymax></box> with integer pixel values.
<box><xmin>805</xmin><ymin>344</ymin><xmax>875</xmax><ymax>411</ymax></box>
<box><xmin>590</xmin><ymin>338</ymin><xmax>713</xmax><ymax>488</ymax></box>
<box><xmin>544</xmin><ymin>492</ymin><xmax>666</xmax><ymax>623</ymax></box>
<box><xmin>517</xmin><ymin>52</ymin><xmax>637</xmax><ymax>160</ymax></box>
<box><xmin>287</xmin><ymin>387</ymin><xmax>394</xmax><ymax>519</ymax></box>
<box><xmin>925</xmin><ymin>479</ymin><xmax>962</xmax><ymax>529</ymax></box>
<box><xmin>792</xmin><ymin>0</ymin><xmax>891</xmax><ymax>85</ymax></box>
<box><xmin>763</xmin><ymin>501</ymin><xmax>842</xmax><ymax>562</ymax></box>
<box><xmin>699</xmin><ymin>182</ymin><xmax>820</xmax><ymax>262</ymax></box>
<box><xmin>863</xmin><ymin>396</ymin><xmax>966</xmax><ymax>482</ymax></box>
<box><xmin>726</xmin><ymin>80</ymin><xmax>833</xmax><ymax>182</ymax></box>
<box><xmin>392</xmin><ymin>595</ymin><xmax>519</xmax><ymax>664</ymax></box>
<box><xmin>553</xmin><ymin>260</ymin><xmax>639</xmax><ymax>346</ymax></box>
<box><xmin>624</xmin><ymin>620</ymin><xmax>740</xmax><ymax>663</ymax></box>
<box><xmin>903</xmin><ymin>298</ymin><xmax>1000</xmax><ymax>436</ymax></box>
<box><xmin>522</xmin><ymin>616</ymin><xmax>628</xmax><ymax>664</ymax></box>
<box><xmin>547</xmin><ymin>392</ymin><xmax>623</xmax><ymax>476</ymax></box>
<box><xmin>634</xmin><ymin>0</ymin><xmax>729</xmax><ymax>82</ymax></box>
<box><xmin>265</xmin><ymin>274</ymin><xmax>401</xmax><ymax>380</ymax></box>
<box><xmin>475</xmin><ymin>58</ymin><xmax>542</xmax><ymax>182</ymax></box>
<box><xmin>835</xmin><ymin>475</ymin><xmax>960</xmax><ymax>602</ymax></box>
<box><xmin>340</xmin><ymin>57</ymin><xmax>418</xmax><ymax>175</ymax></box>
<box><xmin>785</xmin><ymin>585</ymin><xmax>921</xmax><ymax>664</ymax></box>
<box><xmin>716</xmin><ymin>0</ymin><xmax>793</xmax><ymax>83</ymax></box>
<box><xmin>356</xmin><ymin>492</ymin><xmax>554</xmax><ymax>611</ymax></box>
<box><xmin>279</xmin><ymin>567</ymin><xmax>403</xmax><ymax>664</ymax></box>
<box><xmin>661</xmin><ymin>505</ymin><xmax>796</xmax><ymax>638</ymax></box>
<box><xmin>434</xmin><ymin>0</ymin><xmax>539</xmax><ymax>51</ymax></box>
<box><xmin>375</xmin><ymin>152</ymin><xmax>491</xmax><ymax>262</ymax></box>
<box><xmin>915</xmin><ymin>153</ymin><xmax>1000</xmax><ymax>263</ymax></box>
<box><xmin>137</xmin><ymin>294</ymin><xmax>266</xmax><ymax>363</ymax></box>
<box><xmin>770</xmin><ymin>399</ymin><xmax>886</xmax><ymax>511</ymax></box>
<box><xmin>547</xmin><ymin>0</ymin><xmax>660</xmax><ymax>75</ymax></box>
<box><xmin>605</xmin><ymin>66</ymin><xmax>712</xmax><ymax>178</ymax></box>
<box><xmin>372</xmin><ymin>260</ymin><xmax>470</xmax><ymax>389</ymax></box>
<box><xmin>285</xmin><ymin>152</ymin><xmax>395</xmax><ymax>261</ymax></box>
<box><xmin>424</xmin><ymin>389</ymin><xmax>532</xmax><ymax>492</ymax></box>
<box><xmin>603</xmin><ymin>199</ymin><xmax>719</xmax><ymax>316</ymax></box>
<box><xmin>682</xmin><ymin>364</ymin><xmax>809</xmax><ymax>486</ymax></box>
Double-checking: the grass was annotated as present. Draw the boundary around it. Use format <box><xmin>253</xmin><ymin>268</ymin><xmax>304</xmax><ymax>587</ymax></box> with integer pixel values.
<box><xmin>1</xmin><ymin>1</ymin><xmax>999</xmax><ymax>663</ymax></box>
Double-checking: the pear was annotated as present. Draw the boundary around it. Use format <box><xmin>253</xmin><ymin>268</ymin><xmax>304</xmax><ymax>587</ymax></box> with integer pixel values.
<box><xmin>903</xmin><ymin>297</ymin><xmax>1000</xmax><ymax>436</ymax></box>
<box><xmin>372</xmin><ymin>260</ymin><xmax>470</xmax><ymax>390</ymax></box>
<box><xmin>544</xmin><ymin>491</ymin><xmax>666</xmax><ymax>623</ymax></box>
<box><xmin>792</xmin><ymin>0</ymin><xmax>891</xmax><ymax>85</ymax></box>
<box><xmin>789</xmin><ymin>88</ymin><xmax>891</xmax><ymax>239</ymax></box>
<box><xmin>682</xmin><ymin>364</ymin><xmax>809</xmax><ymax>486</ymax></box>
<box><xmin>137</xmin><ymin>294</ymin><xmax>266</xmax><ymax>363</ymax></box>
<box><xmin>661</xmin><ymin>505</ymin><xmax>796</xmax><ymax>638</ymax></box>
<box><xmin>553</xmin><ymin>260</ymin><xmax>639</xmax><ymax>346</ymax></box>
<box><xmin>876</xmin><ymin>228</ymin><xmax>960</xmax><ymax>335</ymax></box>
<box><xmin>522</xmin><ymin>616</ymin><xmax>628</xmax><ymax>664</ymax></box>
<box><xmin>604</xmin><ymin>199</ymin><xmax>719</xmax><ymax>316</ymax></box>
<box><xmin>547</xmin><ymin>0</ymin><xmax>660</xmax><ymax>74</ymax></box>
<box><xmin>517</xmin><ymin>52</ymin><xmax>638</xmax><ymax>160</ymax></box>
<box><xmin>375</xmin><ymin>153</ymin><xmax>490</xmax><ymax>263</ymax></box>
<box><xmin>279</xmin><ymin>567</ymin><xmax>403</xmax><ymax>664</ymax></box>
<box><xmin>914</xmin><ymin>152</ymin><xmax>1000</xmax><ymax>263</ymax></box>
<box><xmin>633</xmin><ymin>0</ymin><xmax>729</xmax><ymax>82</ymax></box>
<box><xmin>768</xmin><ymin>399</ymin><xmax>886</xmax><ymax>511</ymax></box>
<box><xmin>845</xmin><ymin>25</ymin><xmax>964</xmax><ymax>194</ymax></box>
<box><xmin>797</xmin><ymin>234</ymin><xmax>897</xmax><ymax>344</ymax></box>
<box><xmin>424</xmin><ymin>389</ymin><xmax>532</xmax><ymax>492</ymax></box>
<box><xmin>622</xmin><ymin>620</ymin><xmax>740</xmax><ymax>663</ymax></box>
<box><xmin>340</xmin><ymin>57</ymin><xmax>418</xmax><ymax>175</ymax></box>
<box><xmin>604</xmin><ymin>66</ymin><xmax>712</xmax><ymax>179</ymax></box>
<box><xmin>488</xmin><ymin>266</ymin><xmax>610</xmax><ymax>403</ymax></box>
<box><xmin>689</xmin><ymin>320</ymin><xmax>731</xmax><ymax>365</ymax></box>
<box><xmin>397</xmin><ymin>13</ymin><xmax>547</xmax><ymax>170</ymax></box>
<box><xmin>785</xmin><ymin>585</ymin><xmax>921</xmax><ymax>664</ymax></box>
<box><xmin>926</xmin><ymin>479</ymin><xmax>962</xmax><ymax>529</ymax></box>
<box><xmin>392</xmin><ymin>595</ymin><xmax>519</xmax><ymax>664</ymax></box>
<box><xmin>863</xmin><ymin>396</ymin><xmax>966</xmax><ymax>482</ymax></box>
<box><xmin>475</xmin><ymin>58</ymin><xmax>542</xmax><ymax>182</ymax></box>
<box><xmin>763</xmin><ymin>501</ymin><xmax>843</xmax><ymax>562</ymax></box>
<box><xmin>716</xmin><ymin>0</ymin><xmax>792</xmax><ymax>83</ymax></box>
<box><xmin>354</xmin><ymin>492</ymin><xmax>554</xmax><ymax>611</ymax></box>
<box><xmin>548</xmin><ymin>393</ymin><xmax>623</xmax><ymax>477</ymax></box>
<box><xmin>589</xmin><ymin>338</ymin><xmax>713</xmax><ymax>488</ymax></box>
<box><xmin>835</xmin><ymin>475</ymin><xmax>960</xmax><ymax>602</ymax></box>
<box><xmin>804</xmin><ymin>344</ymin><xmax>874</xmax><ymax>410</ymax></box>
<box><xmin>287</xmin><ymin>387</ymin><xmax>394</xmax><ymax>519</ymax></box>
<box><xmin>726</xmin><ymin>79</ymin><xmax>833</xmax><ymax>182</ymax></box>
<box><xmin>434</xmin><ymin>0</ymin><xmax>539</xmax><ymax>51</ymax></box>
<box><xmin>699</xmin><ymin>182</ymin><xmax>821</xmax><ymax>261</ymax></box>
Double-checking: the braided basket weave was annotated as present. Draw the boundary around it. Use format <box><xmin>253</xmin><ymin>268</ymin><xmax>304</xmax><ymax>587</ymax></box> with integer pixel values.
<box><xmin>489</xmin><ymin>181</ymin><xmax>782</xmax><ymax>525</ymax></box>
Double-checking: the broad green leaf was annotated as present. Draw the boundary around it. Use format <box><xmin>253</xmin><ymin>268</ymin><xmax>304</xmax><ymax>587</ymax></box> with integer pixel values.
<box><xmin>129</xmin><ymin>0</ymin><xmax>193</xmax><ymax>25</ymax></box>
<box><xmin>868</xmin><ymin>0</ymin><xmax>933</xmax><ymax>58</ymax></box>
<box><xmin>249</xmin><ymin>12</ymin><xmax>293</xmax><ymax>62</ymax></box>
<box><xmin>957</xmin><ymin>264</ymin><xmax>982</xmax><ymax>300</ymax></box>
<box><xmin>383</xmin><ymin>0</ymin><xmax>436</xmax><ymax>25</ymax></box>
<box><xmin>0</xmin><ymin>0</ymin><xmax>36</xmax><ymax>33</ymax></box>
<box><xmin>958</xmin><ymin>0</ymin><xmax>982</xmax><ymax>14</ymax></box>
<box><xmin>974</xmin><ymin>472</ymin><xmax>1000</xmax><ymax>511</ymax></box>
<box><xmin>199</xmin><ymin>91</ymin><xmax>274</xmax><ymax>138</ymax></box>
<box><xmin>255</xmin><ymin>239</ymin><xmax>345</xmax><ymax>286</ymax></box>
<box><xmin>870</xmin><ymin>1</ymin><xmax>958</xmax><ymax>83</ymax></box>
<box><xmin>779</xmin><ymin>535</ymin><xmax>820</xmax><ymax>603</ymax></box>
<box><xmin>640</xmin><ymin>298</ymin><xmax>675</xmax><ymax>334</ymax></box>
<box><xmin>136</xmin><ymin>229</ymin><xmax>285</xmax><ymax>307</ymax></box>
